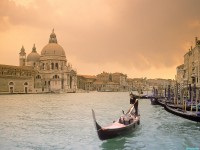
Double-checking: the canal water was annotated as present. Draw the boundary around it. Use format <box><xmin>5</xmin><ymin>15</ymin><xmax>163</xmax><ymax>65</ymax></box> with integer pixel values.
<box><xmin>0</xmin><ymin>92</ymin><xmax>199</xmax><ymax>150</ymax></box>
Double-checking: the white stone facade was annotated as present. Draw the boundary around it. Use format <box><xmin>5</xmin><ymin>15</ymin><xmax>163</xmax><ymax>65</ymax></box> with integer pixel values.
<box><xmin>0</xmin><ymin>29</ymin><xmax>77</xmax><ymax>94</ymax></box>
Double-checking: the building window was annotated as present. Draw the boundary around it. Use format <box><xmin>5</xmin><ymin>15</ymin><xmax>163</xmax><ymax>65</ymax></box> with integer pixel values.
<box><xmin>24</xmin><ymin>82</ymin><xmax>28</xmax><ymax>85</ymax></box>
<box><xmin>55</xmin><ymin>63</ymin><xmax>58</xmax><ymax>69</ymax></box>
<box><xmin>51</xmin><ymin>63</ymin><xmax>54</xmax><ymax>70</ymax></box>
<box><xmin>53</xmin><ymin>75</ymin><xmax>59</xmax><ymax>79</ymax></box>
<box><xmin>36</xmin><ymin>75</ymin><xmax>41</xmax><ymax>79</ymax></box>
<box><xmin>9</xmin><ymin>82</ymin><xmax>14</xmax><ymax>85</ymax></box>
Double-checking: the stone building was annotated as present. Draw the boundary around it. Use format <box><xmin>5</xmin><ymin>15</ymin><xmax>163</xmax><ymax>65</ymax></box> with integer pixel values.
<box><xmin>96</xmin><ymin>72</ymin><xmax>111</xmax><ymax>83</ymax></box>
<box><xmin>0</xmin><ymin>65</ymin><xmax>36</xmax><ymax>93</ymax></box>
<box><xmin>94</xmin><ymin>72</ymin><xmax>128</xmax><ymax>91</ymax></box>
<box><xmin>176</xmin><ymin>64</ymin><xmax>184</xmax><ymax>84</ymax></box>
<box><xmin>77</xmin><ymin>75</ymin><xmax>96</xmax><ymax>91</ymax></box>
<box><xmin>0</xmin><ymin>29</ymin><xmax>77</xmax><ymax>94</ymax></box>
<box><xmin>175</xmin><ymin>36</ymin><xmax>200</xmax><ymax>101</ymax></box>
<box><xmin>182</xmin><ymin>37</ymin><xmax>200</xmax><ymax>87</ymax></box>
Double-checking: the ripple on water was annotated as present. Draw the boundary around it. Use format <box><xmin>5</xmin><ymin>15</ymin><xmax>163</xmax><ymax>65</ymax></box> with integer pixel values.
<box><xmin>0</xmin><ymin>93</ymin><xmax>200</xmax><ymax>150</ymax></box>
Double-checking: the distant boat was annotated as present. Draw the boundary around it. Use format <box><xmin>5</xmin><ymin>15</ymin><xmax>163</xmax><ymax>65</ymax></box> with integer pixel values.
<box><xmin>150</xmin><ymin>98</ymin><xmax>159</xmax><ymax>105</ymax></box>
<box><xmin>164</xmin><ymin>103</ymin><xmax>200</xmax><ymax>122</ymax></box>
<box><xmin>92</xmin><ymin>105</ymin><xmax>140</xmax><ymax>140</ymax></box>
<box><xmin>157</xmin><ymin>98</ymin><xmax>166</xmax><ymax>107</ymax></box>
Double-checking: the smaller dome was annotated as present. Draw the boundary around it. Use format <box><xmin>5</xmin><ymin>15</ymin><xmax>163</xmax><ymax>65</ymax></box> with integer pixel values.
<box><xmin>27</xmin><ymin>53</ymin><xmax>40</xmax><ymax>62</ymax></box>
<box><xmin>27</xmin><ymin>44</ymin><xmax>40</xmax><ymax>62</ymax></box>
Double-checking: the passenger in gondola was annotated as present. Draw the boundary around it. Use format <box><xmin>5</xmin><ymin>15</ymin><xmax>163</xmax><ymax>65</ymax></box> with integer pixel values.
<box><xmin>130</xmin><ymin>93</ymin><xmax>139</xmax><ymax>116</ymax></box>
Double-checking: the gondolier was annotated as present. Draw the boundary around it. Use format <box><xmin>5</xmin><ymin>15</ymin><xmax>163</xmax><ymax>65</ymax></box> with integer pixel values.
<box><xmin>130</xmin><ymin>93</ymin><xmax>139</xmax><ymax>115</ymax></box>
<box><xmin>92</xmin><ymin>104</ymin><xmax>140</xmax><ymax>140</ymax></box>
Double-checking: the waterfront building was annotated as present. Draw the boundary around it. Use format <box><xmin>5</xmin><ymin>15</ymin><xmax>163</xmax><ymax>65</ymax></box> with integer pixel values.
<box><xmin>0</xmin><ymin>65</ymin><xmax>36</xmax><ymax>93</ymax></box>
<box><xmin>183</xmin><ymin>37</ymin><xmax>200</xmax><ymax>87</ymax></box>
<box><xmin>0</xmin><ymin>29</ymin><xmax>77</xmax><ymax>94</ymax></box>
<box><xmin>112</xmin><ymin>72</ymin><xmax>128</xmax><ymax>90</ymax></box>
<box><xmin>77</xmin><ymin>75</ymin><xmax>96</xmax><ymax>91</ymax></box>
<box><xmin>95</xmin><ymin>72</ymin><xmax>128</xmax><ymax>92</ymax></box>
<box><xmin>176</xmin><ymin>37</ymin><xmax>200</xmax><ymax>102</ymax></box>
<box><xmin>176</xmin><ymin>64</ymin><xmax>184</xmax><ymax>84</ymax></box>
<box><xmin>76</xmin><ymin>72</ymin><xmax>129</xmax><ymax>92</ymax></box>
<box><xmin>96</xmin><ymin>72</ymin><xmax>111</xmax><ymax>83</ymax></box>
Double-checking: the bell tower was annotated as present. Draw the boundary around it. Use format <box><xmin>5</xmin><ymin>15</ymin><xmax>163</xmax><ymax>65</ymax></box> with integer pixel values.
<box><xmin>19</xmin><ymin>45</ymin><xmax>26</xmax><ymax>66</ymax></box>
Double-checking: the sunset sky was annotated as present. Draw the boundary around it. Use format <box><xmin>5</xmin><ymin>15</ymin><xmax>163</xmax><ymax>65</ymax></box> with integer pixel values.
<box><xmin>1</xmin><ymin>0</ymin><xmax>200</xmax><ymax>79</ymax></box>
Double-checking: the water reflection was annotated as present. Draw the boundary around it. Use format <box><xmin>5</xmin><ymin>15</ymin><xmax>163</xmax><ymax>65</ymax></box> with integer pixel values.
<box><xmin>100</xmin><ymin>125</ymin><xmax>142</xmax><ymax>149</ymax></box>
<box><xmin>101</xmin><ymin>137</ymin><xmax>127</xmax><ymax>150</ymax></box>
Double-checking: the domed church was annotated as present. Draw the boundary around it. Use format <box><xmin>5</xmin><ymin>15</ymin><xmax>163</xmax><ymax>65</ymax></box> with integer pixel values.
<box><xmin>0</xmin><ymin>29</ymin><xmax>77</xmax><ymax>94</ymax></box>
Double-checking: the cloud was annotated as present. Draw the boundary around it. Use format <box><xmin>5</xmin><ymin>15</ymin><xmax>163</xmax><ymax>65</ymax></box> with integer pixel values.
<box><xmin>1</xmin><ymin>0</ymin><xmax>200</xmax><ymax>78</ymax></box>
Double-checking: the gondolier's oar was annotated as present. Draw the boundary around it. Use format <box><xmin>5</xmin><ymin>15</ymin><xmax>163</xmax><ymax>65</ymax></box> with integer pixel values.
<box><xmin>127</xmin><ymin>99</ymin><xmax>138</xmax><ymax>115</ymax></box>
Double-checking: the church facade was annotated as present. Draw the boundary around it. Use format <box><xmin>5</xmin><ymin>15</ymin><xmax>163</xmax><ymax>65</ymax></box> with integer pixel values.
<box><xmin>0</xmin><ymin>30</ymin><xmax>77</xmax><ymax>94</ymax></box>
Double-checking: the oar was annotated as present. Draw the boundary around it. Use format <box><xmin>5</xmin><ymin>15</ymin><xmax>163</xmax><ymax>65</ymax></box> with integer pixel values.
<box><xmin>127</xmin><ymin>100</ymin><xmax>138</xmax><ymax>115</ymax></box>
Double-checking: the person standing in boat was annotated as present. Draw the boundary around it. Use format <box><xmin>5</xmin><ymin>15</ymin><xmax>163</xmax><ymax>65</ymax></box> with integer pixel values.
<box><xmin>130</xmin><ymin>93</ymin><xmax>139</xmax><ymax>116</ymax></box>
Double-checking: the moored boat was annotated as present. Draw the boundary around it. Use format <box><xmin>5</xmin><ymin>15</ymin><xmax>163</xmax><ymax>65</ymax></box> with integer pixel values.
<box><xmin>157</xmin><ymin>99</ymin><xmax>166</xmax><ymax>107</ymax></box>
<box><xmin>167</xmin><ymin>103</ymin><xmax>200</xmax><ymax>111</ymax></box>
<box><xmin>164</xmin><ymin>103</ymin><xmax>200</xmax><ymax>122</ymax></box>
<box><xmin>92</xmin><ymin>105</ymin><xmax>140</xmax><ymax>140</ymax></box>
<box><xmin>150</xmin><ymin>98</ymin><xmax>159</xmax><ymax>105</ymax></box>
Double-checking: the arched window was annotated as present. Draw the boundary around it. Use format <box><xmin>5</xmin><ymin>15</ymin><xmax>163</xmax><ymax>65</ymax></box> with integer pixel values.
<box><xmin>9</xmin><ymin>82</ymin><xmax>14</xmax><ymax>85</ymax></box>
<box><xmin>9</xmin><ymin>82</ymin><xmax>14</xmax><ymax>93</ymax></box>
<box><xmin>53</xmin><ymin>75</ymin><xmax>59</xmax><ymax>79</ymax></box>
<box><xmin>36</xmin><ymin>75</ymin><xmax>41</xmax><ymax>79</ymax></box>
<box><xmin>24</xmin><ymin>82</ymin><xmax>28</xmax><ymax>85</ymax></box>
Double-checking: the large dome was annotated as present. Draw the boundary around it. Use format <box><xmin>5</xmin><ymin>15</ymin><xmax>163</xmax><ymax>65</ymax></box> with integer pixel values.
<box><xmin>27</xmin><ymin>44</ymin><xmax>40</xmax><ymax>62</ymax></box>
<box><xmin>40</xmin><ymin>29</ymin><xmax>66</xmax><ymax>58</ymax></box>
<box><xmin>41</xmin><ymin>43</ymin><xmax>66</xmax><ymax>57</ymax></box>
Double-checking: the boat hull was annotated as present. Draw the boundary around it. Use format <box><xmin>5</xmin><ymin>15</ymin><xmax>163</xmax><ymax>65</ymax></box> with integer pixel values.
<box><xmin>97</xmin><ymin>118</ymin><xmax>140</xmax><ymax>140</ymax></box>
<box><xmin>92</xmin><ymin>108</ymin><xmax>140</xmax><ymax>140</ymax></box>
<box><xmin>157</xmin><ymin>99</ymin><xmax>166</xmax><ymax>107</ymax></box>
<box><xmin>164</xmin><ymin>104</ymin><xmax>200</xmax><ymax>122</ymax></box>
<box><xmin>150</xmin><ymin>98</ymin><xmax>159</xmax><ymax>105</ymax></box>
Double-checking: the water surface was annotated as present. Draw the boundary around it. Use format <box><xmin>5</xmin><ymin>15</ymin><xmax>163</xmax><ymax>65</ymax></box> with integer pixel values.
<box><xmin>0</xmin><ymin>92</ymin><xmax>199</xmax><ymax>150</ymax></box>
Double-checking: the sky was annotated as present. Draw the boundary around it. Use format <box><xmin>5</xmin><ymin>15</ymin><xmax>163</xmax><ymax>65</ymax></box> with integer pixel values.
<box><xmin>0</xmin><ymin>0</ymin><xmax>200</xmax><ymax>79</ymax></box>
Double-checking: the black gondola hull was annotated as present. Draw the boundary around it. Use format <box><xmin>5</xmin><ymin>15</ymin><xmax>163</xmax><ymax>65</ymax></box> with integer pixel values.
<box><xmin>150</xmin><ymin>98</ymin><xmax>159</xmax><ymax>105</ymax></box>
<box><xmin>92</xmin><ymin>108</ymin><xmax>140</xmax><ymax>140</ymax></box>
<box><xmin>164</xmin><ymin>104</ymin><xmax>200</xmax><ymax>122</ymax></box>
<box><xmin>157</xmin><ymin>99</ymin><xmax>166</xmax><ymax>107</ymax></box>
<box><xmin>97</xmin><ymin>119</ymin><xmax>140</xmax><ymax>140</ymax></box>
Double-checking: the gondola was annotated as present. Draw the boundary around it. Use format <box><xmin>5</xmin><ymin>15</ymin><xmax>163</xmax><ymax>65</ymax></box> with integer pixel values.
<box><xmin>157</xmin><ymin>99</ymin><xmax>166</xmax><ymax>107</ymax></box>
<box><xmin>166</xmin><ymin>103</ymin><xmax>200</xmax><ymax>111</ymax></box>
<box><xmin>164</xmin><ymin>103</ymin><xmax>200</xmax><ymax>122</ymax></box>
<box><xmin>92</xmin><ymin>105</ymin><xmax>140</xmax><ymax>140</ymax></box>
<box><xmin>150</xmin><ymin>97</ymin><xmax>159</xmax><ymax>105</ymax></box>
